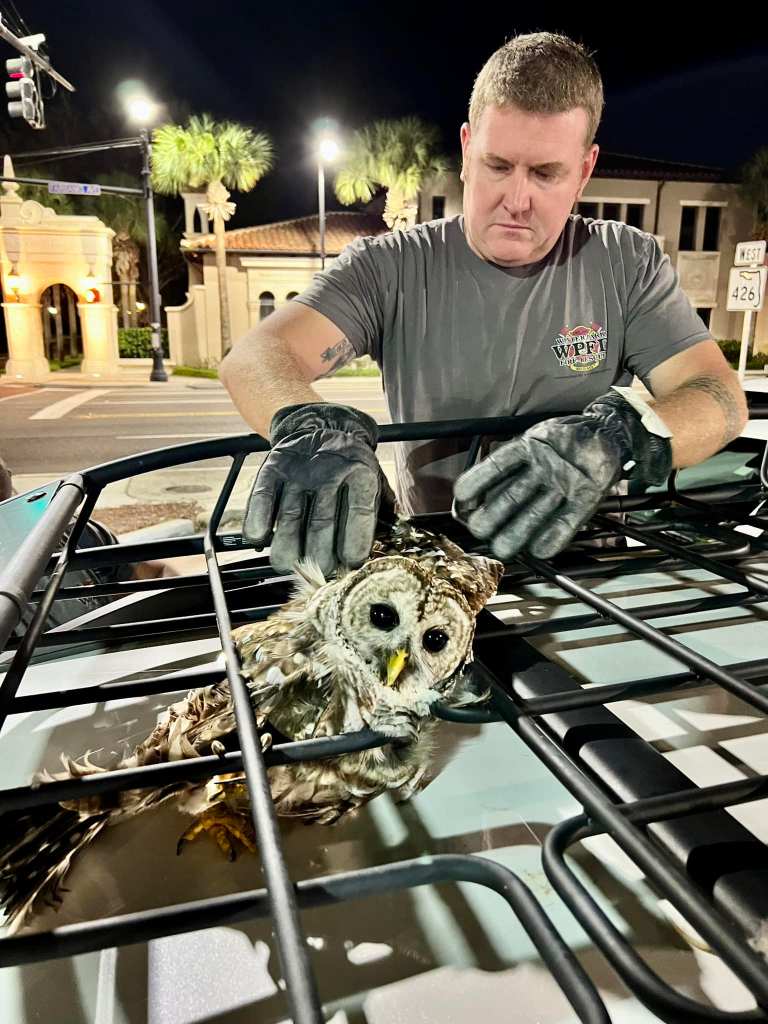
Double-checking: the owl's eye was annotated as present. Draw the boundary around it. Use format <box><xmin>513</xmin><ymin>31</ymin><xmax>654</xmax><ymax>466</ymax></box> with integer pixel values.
<box><xmin>422</xmin><ymin>628</ymin><xmax>449</xmax><ymax>653</ymax></box>
<box><xmin>370</xmin><ymin>603</ymin><xmax>399</xmax><ymax>631</ymax></box>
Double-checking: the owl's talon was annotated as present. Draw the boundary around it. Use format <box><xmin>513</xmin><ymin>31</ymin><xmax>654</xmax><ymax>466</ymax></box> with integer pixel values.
<box><xmin>176</xmin><ymin>807</ymin><xmax>256</xmax><ymax>859</ymax></box>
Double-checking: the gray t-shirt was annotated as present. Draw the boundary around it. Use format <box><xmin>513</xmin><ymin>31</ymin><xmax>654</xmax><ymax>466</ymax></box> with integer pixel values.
<box><xmin>296</xmin><ymin>214</ymin><xmax>710</xmax><ymax>514</ymax></box>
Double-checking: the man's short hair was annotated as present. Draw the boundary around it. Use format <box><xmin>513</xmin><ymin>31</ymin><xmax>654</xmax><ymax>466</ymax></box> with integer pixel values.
<box><xmin>469</xmin><ymin>32</ymin><xmax>604</xmax><ymax>145</ymax></box>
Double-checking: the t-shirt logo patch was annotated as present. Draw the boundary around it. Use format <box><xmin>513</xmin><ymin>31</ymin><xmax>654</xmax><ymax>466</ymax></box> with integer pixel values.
<box><xmin>551</xmin><ymin>324</ymin><xmax>607</xmax><ymax>373</ymax></box>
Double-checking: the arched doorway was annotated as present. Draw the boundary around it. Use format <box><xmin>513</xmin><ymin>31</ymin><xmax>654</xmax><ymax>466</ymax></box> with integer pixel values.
<box><xmin>40</xmin><ymin>284</ymin><xmax>82</xmax><ymax>367</ymax></box>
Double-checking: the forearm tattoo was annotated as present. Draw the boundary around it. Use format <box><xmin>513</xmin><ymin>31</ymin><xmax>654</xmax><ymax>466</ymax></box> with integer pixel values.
<box><xmin>675</xmin><ymin>374</ymin><xmax>743</xmax><ymax>446</ymax></box>
<box><xmin>318</xmin><ymin>337</ymin><xmax>355</xmax><ymax>378</ymax></box>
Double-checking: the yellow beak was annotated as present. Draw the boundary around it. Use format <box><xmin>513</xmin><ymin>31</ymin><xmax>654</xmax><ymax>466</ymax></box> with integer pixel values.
<box><xmin>386</xmin><ymin>648</ymin><xmax>409</xmax><ymax>688</ymax></box>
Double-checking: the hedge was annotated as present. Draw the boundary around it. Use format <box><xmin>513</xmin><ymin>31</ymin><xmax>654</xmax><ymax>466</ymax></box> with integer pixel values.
<box><xmin>118</xmin><ymin>328</ymin><xmax>170</xmax><ymax>359</ymax></box>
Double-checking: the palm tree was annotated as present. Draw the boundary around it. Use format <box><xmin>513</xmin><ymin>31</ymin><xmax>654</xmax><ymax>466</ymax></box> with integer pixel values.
<box><xmin>334</xmin><ymin>117</ymin><xmax>448</xmax><ymax>231</ymax></box>
<box><xmin>740</xmin><ymin>148</ymin><xmax>768</xmax><ymax>239</ymax></box>
<box><xmin>151</xmin><ymin>114</ymin><xmax>274</xmax><ymax>352</ymax></box>
<box><xmin>80</xmin><ymin>175</ymin><xmax>181</xmax><ymax>331</ymax></box>
<box><xmin>81</xmin><ymin>174</ymin><xmax>147</xmax><ymax>329</ymax></box>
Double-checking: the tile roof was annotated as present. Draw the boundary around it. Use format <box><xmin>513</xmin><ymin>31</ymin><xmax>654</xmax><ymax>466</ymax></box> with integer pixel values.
<box><xmin>594</xmin><ymin>151</ymin><xmax>734</xmax><ymax>183</ymax></box>
<box><xmin>182</xmin><ymin>211</ymin><xmax>389</xmax><ymax>255</ymax></box>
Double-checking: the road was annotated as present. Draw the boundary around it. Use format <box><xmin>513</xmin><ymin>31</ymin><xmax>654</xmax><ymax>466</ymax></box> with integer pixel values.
<box><xmin>3</xmin><ymin>373</ymin><xmax>768</xmax><ymax>517</ymax></box>
<box><xmin>0</xmin><ymin>376</ymin><xmax>394</xmax><ymax>515</ymax></box>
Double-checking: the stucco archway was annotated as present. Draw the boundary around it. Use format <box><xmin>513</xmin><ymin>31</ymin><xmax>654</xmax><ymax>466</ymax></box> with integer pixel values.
<box><xmin>0</xmin><ymin>158</ymin><xmax>120</xmax><ymax>381</ymax></box>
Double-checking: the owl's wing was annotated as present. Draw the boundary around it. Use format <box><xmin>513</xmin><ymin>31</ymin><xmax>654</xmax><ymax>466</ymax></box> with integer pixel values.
<box><xmin>231</xmin><ymin>616</ymin><xmax>315</xmax><ymax>723</ymax></box>
<box><xmin>126</xmin><ymin>680</ymin><xmax>241</xmax><ymax>767</ymax></box>
<box><xmin>121</xmin><ymin>618</ymin><xmax>303</xmax><ymax>767</ymax></box>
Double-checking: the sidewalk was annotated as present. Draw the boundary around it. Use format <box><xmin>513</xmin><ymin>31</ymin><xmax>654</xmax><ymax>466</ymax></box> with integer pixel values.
<box><xmin>33</xmin><ymin>370</ymin><xmax>225</xmax><ymax>390</ymax></box>
<box><xmin>11</xmin><ymin>453</ymin><xmax>264</xmax><ymax>537</ymax></box>
<box><xmin>0</xmin><ymin>358</ymin><xmax>227</xmax><ymax>387</ymax></box>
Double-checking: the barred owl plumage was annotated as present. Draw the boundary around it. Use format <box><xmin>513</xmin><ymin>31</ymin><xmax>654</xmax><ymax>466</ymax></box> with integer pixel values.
<box><xmin>0</xmin><ymin>523</ymin><xmax>503</xmax><ymax>930</ymax></box>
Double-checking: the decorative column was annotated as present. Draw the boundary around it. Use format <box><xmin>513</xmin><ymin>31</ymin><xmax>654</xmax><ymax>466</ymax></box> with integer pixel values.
<box><xmin>3</xmin><ymin>300</ymin><xmax>49</xmax><ymax>380</ymax></box>
<box><xmin>79</xmin><ymin>298</ymin><xmax>121</xmax><ymax>378</ymax></box>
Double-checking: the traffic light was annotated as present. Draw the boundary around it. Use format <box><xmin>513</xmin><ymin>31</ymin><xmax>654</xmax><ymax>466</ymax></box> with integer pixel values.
<box><xmin>6</xmin><ymin>56</ymin><xmax>41</xmax><ymax>127</ymax></box>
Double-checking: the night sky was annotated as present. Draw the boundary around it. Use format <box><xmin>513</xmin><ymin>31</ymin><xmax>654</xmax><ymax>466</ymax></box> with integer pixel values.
<box><xmin>0</xmin><ymin>2</ymin><xmax>766</xmax><ymax>233</ymax></box>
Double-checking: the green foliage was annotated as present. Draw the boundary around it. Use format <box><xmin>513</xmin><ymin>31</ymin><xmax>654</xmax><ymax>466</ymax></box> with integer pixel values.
<box><xmin>172</xmin><ymin>365</ymin><xmax>219</xmax><ymax>378</ymax></box>
<box><xmin>739</xmin><ymin>148</ymin><xmax>768</xmax><ymax>235</ymax></box>
<box><xmin>171</xmin><ymin>362</ymin><xmax>381</xmax><ymax>379</ymax></box>
<box><xmin>48</xmin><ymin>355</ymin><xmax>83</xmax><ymax>371</ymax></box>
<box><xmin>717</xmin><ymin>339</ymin><xmax>766</xmax><ymax>370</ymax></box>
<box><xmin>333</xmin><ymin>365</ymin><xmax>381</xmax><ymax>376</ymax></box>
<box><xmin>151</xmin><ymin>114</ymin><xmax>274</xmax><ymax>195</ymax></box>
<box><xmin>118</xmin><ymin>328</ymin><xmax>170</xmax><ymax>358</ymax></box>
<box><xmin>334</xmin><ymin>117</ymin><xmax>447</xmax><ymax>205</ymax></box>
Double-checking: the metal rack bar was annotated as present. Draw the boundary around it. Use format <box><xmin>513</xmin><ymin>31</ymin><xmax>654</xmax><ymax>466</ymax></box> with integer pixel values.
<box><xmin>490</xmin><ymin>679</ymin><xmax>768</xmax><ymax>1007</ymax></box>
<box><xmin>518</xmin><ymin>554</ymin><xmax>768</xmax><ymax>716</ymax></box>
<box><xmin>201</xmin><ymin>453</ymin><xmax>324</xmax><ymax>1022</ymax></box>
<box><xmin>0</xmin><ymin>853</ymin><xmax>609</xmax><ymax>1022</ymax></box>
<box><xmin>543</xmin><ymin>817</ymin><xmax>765</xmax><ymax>1023</ymax></box>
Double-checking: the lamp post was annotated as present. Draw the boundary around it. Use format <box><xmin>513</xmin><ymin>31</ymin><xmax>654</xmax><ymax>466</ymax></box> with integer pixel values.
<box><xmin>137</xmin><ymin>128</ymin><xmax>167</xmax><ymax>381</ymax></box>
<box><xmin>120</xmin><ymin>82</ymin><xmax>167</xmax><ymax>381</ymax></box>
<box><xmin>316</xmin><ymin>135</ymin><xmax>339</xmax><ymax>271</ymax></box>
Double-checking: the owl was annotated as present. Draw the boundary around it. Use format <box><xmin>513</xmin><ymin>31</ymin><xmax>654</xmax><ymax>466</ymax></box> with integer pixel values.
<box><xmin>0</xmin><ymin>522</ymin><xmax>503</xmax><ymax>931</ymax></box>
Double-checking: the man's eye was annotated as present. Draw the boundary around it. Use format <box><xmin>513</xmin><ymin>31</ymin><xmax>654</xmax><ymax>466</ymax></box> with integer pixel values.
<box><xmin>535</xmin><ymin>169</ymin><xmax>555</xmax><ymax>181</ymax></box>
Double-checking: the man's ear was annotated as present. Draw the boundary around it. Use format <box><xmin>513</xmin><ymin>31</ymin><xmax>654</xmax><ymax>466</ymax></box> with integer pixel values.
<box><xmin>576</xmin><ymin>143</ymin><xmax>599</xmax><ymax>200</ymax></box>
<box><xmin>459</xmin><ymin>122</ymin><xmax>471</xmax><ymax>182</ymax></box>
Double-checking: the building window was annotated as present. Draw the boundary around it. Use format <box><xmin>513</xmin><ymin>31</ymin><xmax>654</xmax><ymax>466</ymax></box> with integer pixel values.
<box><xmin>678</xmin><ymin>203</ymin><xmax>725</xmax><ymax>252</ymax></box>
<box><xmin>695</xmin><ymin>307</ymin><xmax>713</xmax><ymax>328</ymax></box>
<box><xmin>703</xmin><ymin>207</ymin><xmax>721</xmax><ymax>252</ymax></box>
<box><xmin>431</xmin><ymin>195</ymin><xmax>445</xmax><ymax>219</ymax></box>
<box><xmin>625</xmin><ymin>204</ymin><xmax>645</xmax><ymax>229</ymax></box>
<box><xmin>259</xmin><ymin>291</ymin><xmax>275</xmax><ymax>320</ymax></box>
<box><xmin>286</xmin><ymin>291</ymin><xmax>299</xmax><ymax>301</ymax></box>
<box><xmin>678</xmin><ymin>206</ymin><xmax>697</xmax><ymax>251</ymax></box>
<box><xmin>577</xmin><ymin>201</ymin><xmax>599</xmax><ymax>220</ymax></box>
<box><xmin>575</xmin><ymin>199</ymin><xmax>649</xmax><ymax>229</ymax></box>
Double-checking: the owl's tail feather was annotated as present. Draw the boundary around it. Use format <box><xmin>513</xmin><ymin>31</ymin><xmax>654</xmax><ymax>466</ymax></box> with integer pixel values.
<box><xmin>0</xmin><ymin>805</ymin><xmax>108</xmax><ymax>934</ymax></box>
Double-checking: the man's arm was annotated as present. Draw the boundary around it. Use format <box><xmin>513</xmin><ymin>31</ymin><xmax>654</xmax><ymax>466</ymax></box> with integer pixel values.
<box><xmin>646</xmin><ymin>339</ymin><xmax>748</xmax><ymax>467</ymax></box>
<box><xmin>219</xmin><ymin>302</ymin><xmax>357</xmax><ymax>438</ymax></box>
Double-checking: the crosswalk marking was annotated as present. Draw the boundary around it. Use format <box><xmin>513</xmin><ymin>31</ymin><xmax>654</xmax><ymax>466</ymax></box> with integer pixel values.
<box><xmin>31</xmin><ymin>388</ymin><xmax>111</xmax><ymax>420</ymax></box>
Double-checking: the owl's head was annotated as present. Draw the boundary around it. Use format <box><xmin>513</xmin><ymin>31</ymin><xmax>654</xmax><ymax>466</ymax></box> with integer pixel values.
<box><xmin>295</xmin><ymin>526</ymin><xmax>503</xmax><ymax>717</ymax></box>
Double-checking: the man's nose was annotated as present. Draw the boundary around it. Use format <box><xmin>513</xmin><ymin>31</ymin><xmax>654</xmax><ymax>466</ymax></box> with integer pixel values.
<box><xmin>502</xmin><ymin>170</ymin><xmax>532</xmax><ymax>217</ymax></box>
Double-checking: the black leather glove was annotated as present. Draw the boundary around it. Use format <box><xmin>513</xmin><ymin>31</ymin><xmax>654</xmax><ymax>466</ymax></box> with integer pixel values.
<box><xmin>452</xmin><ymin>389</ymin><xmax>673</xmax><ymax>561</ymax></box>
<box><xmin>243</xmin><ymin>403</ymin><xmax>392</xmax><ymax>576</ymax></box>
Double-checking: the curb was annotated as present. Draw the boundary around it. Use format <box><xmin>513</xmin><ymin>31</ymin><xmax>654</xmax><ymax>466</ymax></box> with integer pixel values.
<box><xmin>115</xmin><ymin>518</ymin><xmax>196</xmax><ymax>543</ymax></box>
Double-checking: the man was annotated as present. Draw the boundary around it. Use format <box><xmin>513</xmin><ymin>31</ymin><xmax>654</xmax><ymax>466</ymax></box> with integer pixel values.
<box><xmin>220</xmin><ymin>32</ymin><xmax>747</xmax><ymax>577</ymax></box>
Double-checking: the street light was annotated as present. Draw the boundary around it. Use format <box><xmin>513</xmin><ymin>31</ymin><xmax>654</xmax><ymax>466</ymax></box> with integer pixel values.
<box><xmin>314</xmin><ymin>129</ymin><xmax>340</xmax><ymax>271</ymax></box>
<box><xmin>116</xmin><ymin>79</ymin><xmax>162</xmax><ymax>126</ymax></box>
<box><xmin>115</xmin><ymin>82</ymin><xmax>168</xmax><ymax>380</ymax></box>
<box><xmin>126</xmin><ymin>96</ymin><xmax>158</xmax><ymax>124</ymax></box>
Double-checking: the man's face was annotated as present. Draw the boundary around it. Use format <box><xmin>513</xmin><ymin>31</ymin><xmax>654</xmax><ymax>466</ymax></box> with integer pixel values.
<box><xmin>460</xmin><ymin>104</ymin><xmax>598</xmax><ymax>267</ymax></box>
